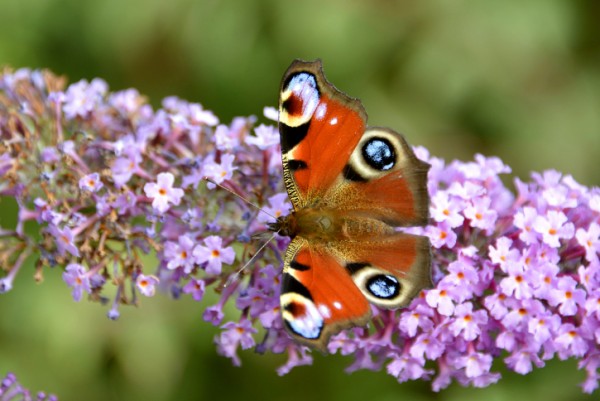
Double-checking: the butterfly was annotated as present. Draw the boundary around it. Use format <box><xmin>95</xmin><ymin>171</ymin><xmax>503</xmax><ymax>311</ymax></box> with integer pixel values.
<box><xmin>268</xmin><ymin>59</ymin><xmax>432</xmax><ymax>351</ymax></box>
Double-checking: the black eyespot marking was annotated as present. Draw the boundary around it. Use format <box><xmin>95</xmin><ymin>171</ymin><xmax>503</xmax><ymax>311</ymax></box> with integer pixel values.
<box><xmin>290</xmin><ymin>260</ymin><xmax>310</xmax><ymax>271</ymax></box>
<box><xmin>283</xmin><ymin>300</ymin><xmax>305</xmax><ymax>316</ymax></box>
<box><xmin>346</xmin><ymin>262</ymin><xmax>370</xmax><ymax>274</ymax></box>
<box><xmin>282</xmin><ymin>95</ymin><xmax>303</xmax><ymax>117</ymax></box>
<box><xmin>362</xmin><ymin>137</ymin><xmax>395</xmax><ymax>171</ymax></box>
<box><xmin>287</xmin><ymin>159</ymin><xmax>308</xmax><ymax>171</ymax></box>
<box><xmin>281</xmin><ymin>273</ymin><xmax>312</xmax><ymax>300</ymax></box>
<box><xmin>342</xmin><ymin>164</ymin><xmax>367</xmax><ymax>182</ymax></box>
<box><xmin>366</xmin><ymin>274</ymin><xmax>400</xmax><ymax>299</ymax></box>
<box><xmin>279</xmin><ymin>122</ymin><xmax>309</xmax><ymax>153</ymax></box>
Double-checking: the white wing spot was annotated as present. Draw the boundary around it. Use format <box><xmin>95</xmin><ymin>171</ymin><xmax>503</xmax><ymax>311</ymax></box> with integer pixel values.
<box><xmin>330</xmin><ymin>117</ymin><xmax>338</xmax><ymax>125</ymax></box>
<box><xmin>333</xmin><ymin>301</ymin><xmax>342</xmax><ymax>310</ymax></box>
<box><xmin>318</xmin><ymin>304</ymin><xmax>331</xmax><ymax>318</ymax></box>
<box><xmin>315</xmin><ymin>103</ymin><xmax>327</xmax><ymax>120</ymax></box>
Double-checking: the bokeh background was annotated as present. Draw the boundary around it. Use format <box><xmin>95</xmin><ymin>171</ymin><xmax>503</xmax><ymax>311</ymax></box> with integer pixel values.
<box><xmin>1</xmin><ymin>0</ymin><xmax>599</xmax><ymax>400</ymax></box>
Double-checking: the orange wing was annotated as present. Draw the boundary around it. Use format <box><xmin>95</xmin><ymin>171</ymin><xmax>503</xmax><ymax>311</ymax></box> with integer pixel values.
<box><xmin>278</xmin><ymin>59</ymin><xmax>367</xmax><ymax>209</ymax></box>
<box><xmin>332</xmin><ymin>233</ymin><xmax>432</xmax><ymax>309</ymax></box>
<box><xmin>278</xmin><ymin>60</ymin><xmax>429</xmax><ymax>226</ymax></box>
<box><xmin>326</xmin><ymin>127</ymin><xmax>430</xmax><ymax>226</ymax></box>
<box><xmin>280</xmin><ymin>238</ymin><xmax>371</xmax><ymax>351</ymax></box>
<box><xmin>280</xmin><ymin>233</ymin><xmax>431</xmax><ymax>350</ymax></box>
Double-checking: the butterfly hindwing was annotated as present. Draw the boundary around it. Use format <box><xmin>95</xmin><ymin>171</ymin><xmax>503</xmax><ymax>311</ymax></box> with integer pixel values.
<box><xmin>329</xmin><ymin>127</ymin><xmax>430</xmax><ymax>226</ymax></box>
<box><xmin>337</xmin><ymin>233</ymin><xmax>432</xmax><ymax>309</ymax></box>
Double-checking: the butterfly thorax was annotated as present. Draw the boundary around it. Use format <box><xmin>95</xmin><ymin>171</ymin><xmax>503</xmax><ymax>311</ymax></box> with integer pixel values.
<box><xmin>269</xmin><ymin>208</ymin><xmax>395</xmax><ymax>241</ymax></box>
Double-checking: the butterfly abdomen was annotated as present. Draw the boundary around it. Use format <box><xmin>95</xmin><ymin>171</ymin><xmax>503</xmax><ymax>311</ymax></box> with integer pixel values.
<box><xmin>272</xmin><ymin>208</ymin><xmax>395</xmax><ymax>241</ymax></box>
<box><xmin>340</xmin><ymin>215</ymin><xmax>396</xmax><ymax>239</ymax></box>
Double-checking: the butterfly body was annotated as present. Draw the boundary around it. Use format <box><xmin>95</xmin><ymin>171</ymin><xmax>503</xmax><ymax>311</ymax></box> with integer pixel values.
<box><xmin>272</xmin><ymin>59</ymin><xmax>432</xmax><ymax>351</ymax></box>
<box><xmin>270</xmin><ymin>207</ymin><xmax>395</xmax><ymax>241</ymax></box>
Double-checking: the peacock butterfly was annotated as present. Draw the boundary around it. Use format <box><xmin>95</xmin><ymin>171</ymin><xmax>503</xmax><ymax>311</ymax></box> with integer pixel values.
<box><xmin>268</xmin><ymin>59</ymin><xmax>432</xmax><ymax>351</ymax></box>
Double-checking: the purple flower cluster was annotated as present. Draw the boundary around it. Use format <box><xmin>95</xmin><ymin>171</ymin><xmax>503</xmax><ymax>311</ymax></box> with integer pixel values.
<box><xmin>389</xmin><ymin>152</ymin><xmax>600</xmax><ymax>392</ymax></box>
<box><xmin>0</xmin><ymin>372</ymin><xmax>57</xmax><ymax>401</ymax></box>
<box><xmin>1</xmin><ymin>68</ymin><xmax>599</xmax><ymax>394</ymax></box>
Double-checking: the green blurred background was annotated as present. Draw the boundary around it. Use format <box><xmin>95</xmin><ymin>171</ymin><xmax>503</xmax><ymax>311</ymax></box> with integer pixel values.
<box><xmin>1</xmin><ymin>0</ymin><xmax>599</xmax><ymax>400</ymax></box>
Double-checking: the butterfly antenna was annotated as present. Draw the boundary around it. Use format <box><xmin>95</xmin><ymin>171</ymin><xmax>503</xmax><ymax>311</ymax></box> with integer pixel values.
<box><xmin>223</xmin><ymin>232</ymin><xmax>278</xmax><ymax>288</ymax></box>
<box><xmin>204</xmin><ymin>177</ymin><xmax>277</xmax><ymax>220</ymax></box>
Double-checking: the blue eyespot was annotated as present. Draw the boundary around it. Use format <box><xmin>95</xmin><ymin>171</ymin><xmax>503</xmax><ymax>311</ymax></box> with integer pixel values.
<box><xmin>367</xmin><ymin>274</ymin><xmax>400</xmax><ymax>299</ymax></box>
<box><xmin>362</xmin><ymin>138</ymin><xmax>395</xmax><ymax>171</ymax></box>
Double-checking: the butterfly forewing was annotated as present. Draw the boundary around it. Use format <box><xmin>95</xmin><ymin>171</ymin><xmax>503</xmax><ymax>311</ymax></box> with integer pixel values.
<box><xmin>279</xmin><ymin>60</ymin><xmax>367</xmax><ymax>209</ymax></box>
<box><xmin>280</xmin><ymin>238</ymin><xmax>371</xmax><ymax>351</ymax></box>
